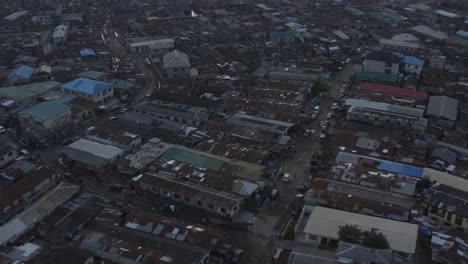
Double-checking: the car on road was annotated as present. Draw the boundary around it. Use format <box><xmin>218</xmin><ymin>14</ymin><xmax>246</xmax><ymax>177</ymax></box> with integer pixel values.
<box><xmin>282</xmin><ymin>173</ymin><xmax>291</xmax><ymax>183</ymax></box>
<box><xmin>331</xmin><ymin>103</ymin><xmax>339</xmax><ymax>110</ymax></box>
<box><xmin>109</xmin><ymin>116</ymin><xmax>118</xmax><ymax>120</ymax></box>
<box><xmin>313</xmin><ymin>106</ymin><xmax>320</xmax><ymax>114</ymax></box>
<box><xmin>326</xmin><ymin>113</ymin><xmax>333</xmax><ymax>119</ymax></box>
<box><xmin>270</xmin><ymin>189</ymin><xmax>279</xmax><ymax>200</ymax></box>
<box><xmin>303</xmin><ymin>129</ymin><xmax>311</xmax><ymax>138</ymax></box>
<box><xmin>0</xmin><ymin>126</ymin><xmax>5</xmax><ymax>134</ymax></box>
<box><xmin>311</xmin><ymin>114</ymin><xmax>317</xmax><ymax>120</ymax></box>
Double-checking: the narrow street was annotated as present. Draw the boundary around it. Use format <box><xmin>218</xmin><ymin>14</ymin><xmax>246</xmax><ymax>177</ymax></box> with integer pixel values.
<box><xmin>233</xmin><ymin>64</ymin><xmax>355</xmax><ymax>264</ymax></box>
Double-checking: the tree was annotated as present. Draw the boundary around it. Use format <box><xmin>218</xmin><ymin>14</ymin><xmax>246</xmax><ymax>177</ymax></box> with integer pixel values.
<box><xmin>338</xmin><ymin>225</ymin><xmax>362</xmax><ymax>244</ymax></box>
<box><xmin>312</xmin><ymin>81</ymin><xmax>329</xmax><ymax>96</ymax></box>
<box><xmin>362</xmin><ymin>232</ymin><xmax>390</xmax><ymax>249</ymax></box>
<box><xmin>283</xmin><ymin>219</ymin><xmax>297</xmax><ymax>240</ymax></box>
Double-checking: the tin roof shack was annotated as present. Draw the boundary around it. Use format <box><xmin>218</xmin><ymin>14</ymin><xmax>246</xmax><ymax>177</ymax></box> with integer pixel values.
<box><xmin>78</xmin><ymin>231</ymin><xmax>209</xmax><ymax>264</ymax></box>
<box><xmin>132</xmin><ymin>173</ymin><xmax>244</xmax><ymax>219</ymax></box>
<box><xmin>120</xmin><ymin>210</ymin><xmax>243</xmax><ymax>263</ymax></box>
<box><xmin>297</xmin><ymin>206</ymin><xmax>419</xmax><ymax>261</ymax></box>
<box><xmin>425</xmin><ymin>95</ymin><xmax>458</xmax><ymax>128</ymax></box>
<box><xmin>431</xmin><ymin>229</ymin><xmax>468</xmax><ymax>263</ymax></box>
<box><xmin>160</xmin><ymin>146</ymin><xmax>265</xmax><ymax>182</ymax></box>
<box><xmin>0</xmin><ymin>166</ymin><xmax>58</xmax><ymax>224</ymax></box>
<box><xmin>62</xmin><ymin>139</ymin><xmax>124</xmax><ymax>173</ymax></box>
<box><xmin>0</xmin><ymin>81</ymin><xmax>61</xmax><ymax>104</ymax></box>
<box><xmin>18</xmin><ymin>101</ymin><xmax>72</xmax><ymax>142</ymax></box>
<box><xmin>7</xmin><ymin>66</ymin><xmax>34</xmax><ymax>85</ymax></box>
<box><xmin>123</xmin><ymin>138</ymin><xmax>172</xmax><ymax>174</ymax></box>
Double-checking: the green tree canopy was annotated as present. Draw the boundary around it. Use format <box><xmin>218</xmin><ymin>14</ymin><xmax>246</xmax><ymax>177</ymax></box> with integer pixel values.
<box><xmin>362</xmin><ymin>231</ymin><xmax>390</xmax><ymax>249</ymax></box>
<box><xmin>338</xmin><ymin>225</ymin><xmax>362</xmax><ymax>244</ymax></box>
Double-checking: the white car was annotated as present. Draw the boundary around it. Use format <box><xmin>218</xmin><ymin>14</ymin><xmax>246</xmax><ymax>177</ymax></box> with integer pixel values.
<box><xmin>282</xmin><ymin>173</ymin><xmax>291</xmax><ymax>183</ymax></box>
<box><xmin>0</xmin><ymin>126</ymin><xmax>5</xmax><ymax>133</ymax></box>
<box><xmin>331</xmin><ymin>103</ymin><xmax>339</xmax><ymax>110</ymax></box>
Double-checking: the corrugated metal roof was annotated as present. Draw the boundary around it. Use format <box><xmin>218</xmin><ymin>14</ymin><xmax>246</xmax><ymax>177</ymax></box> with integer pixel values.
<box><xmin>19</xmin><ymin>101</ymin><xmax>70</xmax><ymax>121</ymax></box>
<box><xmin>62</xmin><ymin>78</ymin><xmax>112</xmax><ymax>95</ymax></box>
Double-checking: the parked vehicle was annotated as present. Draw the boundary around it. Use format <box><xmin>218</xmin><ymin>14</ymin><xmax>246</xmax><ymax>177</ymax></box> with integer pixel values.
<box><xmin>270</xmin><ymin>189</ymin><xmax>279</xmax><ymax>200</ymax></box>
<box><xmin>282</xmin><ymin>173</ymin><xmax>291</xmax><ymax>183</ymax></box>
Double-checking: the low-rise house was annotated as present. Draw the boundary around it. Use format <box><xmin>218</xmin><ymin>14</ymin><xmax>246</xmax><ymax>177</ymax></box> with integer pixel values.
<box><xmin>62</xmin><ymin>138</ymin><xmax>124</xmax><ymax>172</ymax></box>
<box><xmin>31</xmin><ymin>3</ymin><xmax>61</xmax><ymax>26</ymax></box>
<box><xmin>425</xmin><ymin>95</ymin><xmax>458</xmax><ymax>128</ymax></box>
<box><xmin>163</xmin><ymin>50</ymin><xmax>191</xmax><ymax>79</ymax></box>
<box><xmin>0</xmin><ymin>137</ymin><xmax>18</xmax><ymax>168</ymax></box>
<box><xmin>132</xmin><ymin>172</ymin><xmax>243</xmax><ymax>218</ymax></box>
<box><xmin>363</xmin><ymin>50</ymin><xmax>401</xmax><ymax>75</ymax></box>
<box><xmin>400</xmin><ymin>55</ymin><xmax>424</xmax><ymax>75</ymax></box>
<box><xmin>297</xmin><ymin>206</ymin><xmax>419</xmax><ymax>260</ymax></box>
<box><xmin>0</xmin><ymin>81</ymin><xmax>61</xmax><ymax>104</ymax></box>
<box><xmin>411</xmin><ymin>25</ymin><xmax>448</xmax><ymax>41</ymax></box>
<box><xmin>128</xmin><ymin>38</ymin><xmax>174</xmax><ymax>54</ymax></box>
<box><xmin>52</xmin><ymin>24</ymin><xmax>68</xmax><ymax>45</ymax></box>
<box><xmin>0</xmin><ymin>11</ymin><xmax>29</xmax><ymax>33</ymax></box>
<box><xmin>357</xmin><ymin>82</ymin><xmax>428</xmax><ymax>108</ymax></box>
<box><xmin>0</xmin><ymin>167</ymin><xmax>58</xmax><ymax>222</ymax></box>
<box><xmin>78</xmin><ymin>71</ymin><xmax>107</xmax><ymax>81</ymax></box>
<box><xmin>62</xmin><ymin>78</ymin><xmax>114</xmax><ymax>103</ymax></box>
<box><xmin>130</xmin><ymin>101</ymin><xmax>209</xmax><ymax>128</ymax></box>
<box><xmin>78</xmin><ymin>232</ymin><xmax>209</xmax><ymax>264</ymax></box>
<box><xmin>426</xmin><ymin>183</ymin><xmax>468</xmax><ymax>232</ymax></box>
<box><xmin>18</xmin><ymin>101</ymin><xmax>72</xmax><ymax>141</ymax></box>
<box><xmin>379</xmin><ymin>38</ymin><xmax>421</xmax><ymax>53</ymax></box>
<box><xmin>344</xmin><ymin>98</ymin><xmax>427</xmax><ymax>134</ymax></box>
<box><xmin>85</xmin><ymin>126</ymin><xmax>142</xmax><ymax>151</ymax></box>
<box><xmin>0</xmin><ymin>181</ymin><xmax>80</xmax><ymax>246</ymax></box>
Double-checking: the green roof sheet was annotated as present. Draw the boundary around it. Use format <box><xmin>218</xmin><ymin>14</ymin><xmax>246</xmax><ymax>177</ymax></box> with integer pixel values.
<box><xmin>355</xmin><ymin>71</ymin><xmax>400</xmax><ymax>83</ymax></box>
<box><xmin>0</xmin><ymin>81</ymin><xmax>61</xmax><ymax>101</ymax></box>
<box><xmin>162</xmin><ymin>146</ymin><xmax>265</xmax><ymax>181</ymax></box>
<box><xmin>79</xmin><ymin>71</ymin><xmax>107</xmax><ymax>80</ymax></box>
<box><xmin>19</xmin><ymin>101</ymin><xmax>70</xmax><ymax>121</ymax></box>
<box><xmin>111</xmin><ymin>78</ymin><xmax>137</xmax><ymax>90</ymax></box>
<box><xmin>448</xmin><ymin>37</ymin><xmax>468</xmax><ymax>48</ymax></box>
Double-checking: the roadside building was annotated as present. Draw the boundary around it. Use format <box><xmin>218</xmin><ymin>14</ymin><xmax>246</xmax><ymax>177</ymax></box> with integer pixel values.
<box><xmin>130</xmin><ymin>101</ymin><xmax>209</xmax><ymax>128</ymax></box>
<box><xmin>379</xmin><ymin>38</ymin><xmax>420</xmax><ymax>53</ymax></box>
<box><xmin>0</xmin><ymin>137</ymin><xmax>18</xmax><ymax>168</ymax></box>
<box><xmin>0</xmin><ymin>182</ymin><xmax>80</xmax><ymax>246</ymax></box>
<box><xmin>52</xmin><ymin>24</ymin><xmax>68</xmax><ymax>45</ymax></box>
<box><xmin>425</xmin><ymin>95</ymin><xmax>458</xmax><ymax>128</ymax></box>
<box><xmin>344</xmin><ymin>98</ymin><xmax>427</xmax><ymax>134</ymax></box>
<box><xmin>62</xmin><ymin>138</ymin><xmax>124</xmax><ymax>172</ymax></box>
<box><xmin>18</xmin><ymin>101</ymin><xmax>72</xmax><ymax>141</ymax></box>
<box><xmin>0</xmin><ymin>167</ymin><xmax>57</xmax><ymax>222</ymax></box>
<box><xmin>163</xmin><ymin>50</ymin><xmax>191</xmax><ymax>79</ymax></box>
<box><xmin>128</xmin><ymin>38</ymin><xmax>174</xmax><ymax>54</ymax></box>
<box><xmin>363</xmin><ymin>50</ymin><xmax>401</xmax><ymax>75</ymax></box>
<box><xmin>400</xmin><ymin>55</ymin><xmax>424</xmax><ymax>75</ymax></box>
<box><xmin>61</xmin><ymin>78</ymin><xmax>114</xmax><ymax>103</ymax></box>
<box><xmin>426</xmin><ymin>183</ymin><xmax>468</xmax><ymax>232</ymax></box>
<box><xmin>7</xmin><ymin>66</ymin><xmax>33</xmax><ymax>85</ymax></box>
<box><xmin>0</xmin><ymin>11</ymin><xmax>29</xmax><ymax>33</ymax></box>
<box><xmin>297</xmin><ymin>206</ymin><xmax>419</xmax><ymax>260</ymax></box>
<box><xmin>132</xmin><ymin>173</ymin><xmax>243</xmax><ymax>218</ymax></box>
<box><xmin>411</xmin><ymin>25</ymin><xmax>448</xmax><ymax>41</ymax></box>
<box><xmin>31</xmin><ymin>3</ymin><xmax>61</xmax><ymax>26</ymax></box>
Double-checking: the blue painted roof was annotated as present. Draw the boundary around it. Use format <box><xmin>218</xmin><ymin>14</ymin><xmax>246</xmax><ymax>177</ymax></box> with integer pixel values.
<box><xmin>456</xmin><ymin>30</ymin><xmax>468</xmax><ymax>38</ymax></box>
<box><xmin>79</xmin><ymin>48</ymin><xmax>96</xmax><ymax>57</ymax></box>
<box><xmin>8</xmin><ymin>65</ymin><xmax>33</xmax><ymax>80</ymax></box>
<box><xmin>377</xmin><ymin>161</ymin><xmax>424</xmax><ymax>178</ymax></box>
<box><xmin>400</xmin><ymin>55</ymin><xmax>424</xmax><ymax>66</ymax></box>
<box><xmin>62</xmin><ymin>78</ymin><xmax>112</xmax><ymax>95</ymax></box>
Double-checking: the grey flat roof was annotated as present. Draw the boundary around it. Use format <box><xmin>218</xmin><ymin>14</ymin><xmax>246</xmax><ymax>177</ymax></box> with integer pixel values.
<box><xmin>345</xmin><ymin>98</ymin><xmax>425</xmax><ymax>117</ymax></box>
